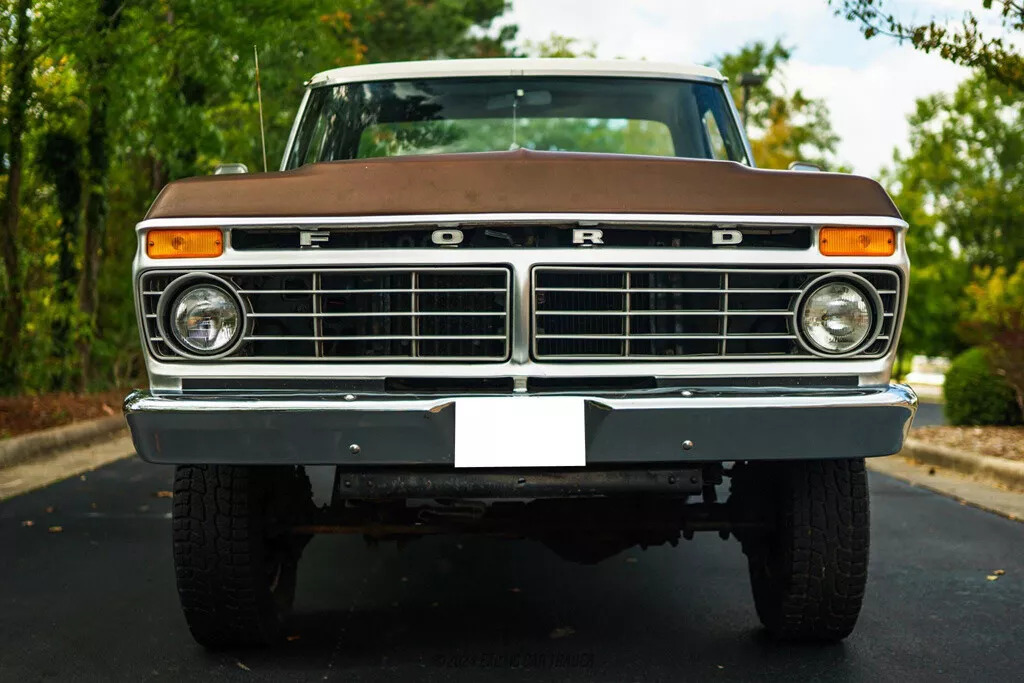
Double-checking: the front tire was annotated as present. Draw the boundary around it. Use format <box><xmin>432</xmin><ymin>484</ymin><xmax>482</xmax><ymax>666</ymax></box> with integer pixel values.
<box><xmin>172</xmin><ymin>465</ymin><xmax>312</xmax><ymax>648</ymax></box>
<box><xmin>733</xmin><ymin>458</ymin><xmax>870</xmax><ymax>642</ymax></box>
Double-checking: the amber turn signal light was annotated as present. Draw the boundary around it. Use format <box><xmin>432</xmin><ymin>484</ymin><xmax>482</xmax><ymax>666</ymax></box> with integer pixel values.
<box><xmin>147</xmin><ymin>229</ymin><xmax>223</xmax><ymax>259</ymax></box>
<box><xmin>819</xmin><ymin>227</ymin><xmax>895</xmax><ymax>256</ymax></box>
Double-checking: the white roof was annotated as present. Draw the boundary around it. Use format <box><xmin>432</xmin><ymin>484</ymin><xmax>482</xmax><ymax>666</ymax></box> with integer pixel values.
<box><xmin>308</xmin><ymin>58</ymin><xmax>725</xmax><ymax>87</ymax></box>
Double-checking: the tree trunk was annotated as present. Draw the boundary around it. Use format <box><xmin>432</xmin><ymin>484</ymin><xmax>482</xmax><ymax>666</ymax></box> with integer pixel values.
<box><xmin>77</xmin><ymin>85</ymin><xmax>110</xmax><ymax>390</ymax></box>
<box><xmin>0</xmin><ymin>23</ymin><xmax>6</xmax><ymax>175</ymax></box>
<box><xmin>0</xmin><ymin>0</ymin><xmax>34</xmax><ymax>391</ymax></box>
<box><xmin>150</xmin><ymin>156</ymin><xmax>168</xmax><ymax>195</ymax></box>
<box><xmin>77</xmin><ymin>0</ymin><xmax>122</xmax><ymax>390</ymax></box>
<box><xmin>38</xmin><ymin>132</ymin><xmax>84</xmax><ymax>389</ymax></box>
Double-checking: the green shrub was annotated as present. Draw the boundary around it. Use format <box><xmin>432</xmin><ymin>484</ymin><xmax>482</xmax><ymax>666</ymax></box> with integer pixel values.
<box><xmin>959</xmin><ymin>263</ymin><xmax>1024</xmax><ymax>420</ymax></box>
<box><xmin>943</xmin><ymin>348</ymin><xmax>1022</xmax><ymax>426</ymax></box>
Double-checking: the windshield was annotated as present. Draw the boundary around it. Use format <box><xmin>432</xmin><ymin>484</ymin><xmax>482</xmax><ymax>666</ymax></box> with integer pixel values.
<box><xmin>284</xmin><ymin>76</ymin><xmax>750</xmax><ymax>168</ymax></box>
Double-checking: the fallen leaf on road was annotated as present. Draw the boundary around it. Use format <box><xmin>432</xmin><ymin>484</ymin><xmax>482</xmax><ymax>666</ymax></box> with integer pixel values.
<box><xmin>154</xmin><ymin>491</ymin><xmax>173</xmax><ymax>499</ymax></box>
<box><xmin>79</xmin><ymin>475</ymin><xmax>86</xmax><ymax>481</ymax></box>
<box><xmin>549</xmin><ymin>626</ymin><xmax>575</xmax><ymax>639</ymax></box>
<box><xmin>21</xmin><ymin>520</ymin><xmax>34</xmax><ymax>527</ymax></box>
<box><xmin>48</xmin><ymin>526</ymin><xmax>63</xmax><ymax>533</ymax></box>
<box><xmin>45</xmin><ymin>506</ymin><xmax>54</xmax><ymax>513</ymax></box>
<box><xmin>994</xmin><ymin>569</ymin><xmax>1006</xmax><ymax>576</ymax></box>
<box><xmin>236</xmin><ymin>661</ymin><xmax>251</xmax><ymax>672</ymax></box>
<box><xmin>986</xmin><ymin>575</ymin><xmax>999</xmax><ymax>581</ymax></box>
<box><xmin>286</xmin><ymin>635</ymin><xmax>301</xmax><ymax>642</ymax></box>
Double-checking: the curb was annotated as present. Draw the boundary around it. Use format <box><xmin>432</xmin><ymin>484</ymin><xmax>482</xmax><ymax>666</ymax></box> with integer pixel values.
<box><xmin>900</xmin><ymin>438</ymin><xmax>1024</xmax><ymax>493</ymax></box>
<box><xmin>0</xmin><ymin>415</ymin><xmax>127</xmax><ymax>469</ymax></box>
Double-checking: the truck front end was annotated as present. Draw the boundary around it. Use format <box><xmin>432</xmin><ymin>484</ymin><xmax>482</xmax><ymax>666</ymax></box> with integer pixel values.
<box><xmin>124</xmin><ymin>59</ymin><xmax>915</xmax><ymax>647</ymax></box>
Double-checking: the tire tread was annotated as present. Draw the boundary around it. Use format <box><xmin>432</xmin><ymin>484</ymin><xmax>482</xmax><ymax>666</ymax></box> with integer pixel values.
<box><xmin>738</xmin><ymin>458</ymin><xmax>869</xmax><ymax>641</ymax></box>
<box><xmin>173</xmin><ymin>465</ymin><xmax>282</xmax><ymax>648</ymax></box>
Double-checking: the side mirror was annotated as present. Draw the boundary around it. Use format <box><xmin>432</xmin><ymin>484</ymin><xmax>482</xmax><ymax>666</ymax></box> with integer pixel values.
<box><xmin>788</xmin><ymin>161</ymin><xmax>822</xmax><ymax>172</ymax></box>
<box><xmin>213</xmin><ymin>163</ymin><xmax>249</xmax><ymax>175</ymax></box>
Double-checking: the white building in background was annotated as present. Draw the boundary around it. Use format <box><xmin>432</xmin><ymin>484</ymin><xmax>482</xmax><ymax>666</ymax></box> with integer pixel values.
<box><xmin>906</xmin><ymin>355</ymin><xmax>951</xmax><ymax>401</ymax></box>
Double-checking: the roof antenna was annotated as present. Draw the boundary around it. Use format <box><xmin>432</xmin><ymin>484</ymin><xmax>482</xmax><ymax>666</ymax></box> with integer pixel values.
<box><xmin>254</xmin><ymin>44</ymin><xmax>268</xmax><ymax>172</ymax></box>
<box><xmin>509</xmin><ymin>88</ymin><xmax>524</xmax><ymax>151</ymax></box>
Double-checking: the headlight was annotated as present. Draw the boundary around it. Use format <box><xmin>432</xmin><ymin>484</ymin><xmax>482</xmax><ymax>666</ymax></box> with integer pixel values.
<box><xmin>169</xmin><ymin>284</ymin><xmax>241</xmax><ymax>354</ymax></box>
<box><xmin>798</xmin><ymin>279</ymin><xmax>875</xmax><ymax>354</ymax></box>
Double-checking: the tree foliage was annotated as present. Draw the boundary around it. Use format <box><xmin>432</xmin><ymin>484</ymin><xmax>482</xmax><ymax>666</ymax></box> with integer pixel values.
<box><xmin>890</xmin><ymin>74</ymin><xmax>1024</xmax><ymax>269</ymax></box>
<box><xmin>0</xmin><ymin>0</ymin><xmax>517</xmax><ymax>394</ymax></box>
<box><xmin>882</xmin><ymin>73</ymin><xmax>1024</xmax><ymax>359</ymax></box>
<box><xmin>523</xmin><ymin>32</ymin><xmax>596</xmax><ymax>58</ymax></box>
<box><xmin>831</xmin><ymin>0</ymin><xmax>1024</xmax><ymax>91</ymax></box>
<box><xmin>715</xmin><ymin>40</ymin><xmax>841</xmax><ymax>169</ymax></box>
<box><xmin>322</xmin><ymin>0</ymin><xmax>516</xmax><ymax>62</ymax></box>
<box><xmin>959</xmin><ymin>264</ymin><xmax>1024</xmax><ymax>415</ymax></box>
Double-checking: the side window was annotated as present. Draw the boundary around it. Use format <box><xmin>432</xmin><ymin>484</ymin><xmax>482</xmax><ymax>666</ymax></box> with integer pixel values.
<box><xmin>692</xmin><ymin>84</ymin><xmax>751</xmax><ymax>165</ymax></box>
<box><xmin>702</xmin><ymin>110</ymin><xmax>728</xmax><ymax>160</ymax></box>
<box><xmin>285</xmin><ymin>91</ymin><xmax>327</xmax><ymax>169</ymax></box>
<box><xmin>303</xmin><ymin>114</ymin><xmax>330</xmax><ymax>165</ymax></box>
<box><xmin>288</xmin><ymin>85</ymin><xmax>375</xmax><ymax>167</ymax></box>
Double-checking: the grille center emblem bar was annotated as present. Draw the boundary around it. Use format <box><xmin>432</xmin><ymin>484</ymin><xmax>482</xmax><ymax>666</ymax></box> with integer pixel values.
<box><xmin>299</xmin><ymin>229</ymin><xmax>330</xmax><ymax>248</ymax></box>
<box><xmin>711</xmin><ymin>229</ymin><xmax>744</xmax><ymax>245</ymax></box>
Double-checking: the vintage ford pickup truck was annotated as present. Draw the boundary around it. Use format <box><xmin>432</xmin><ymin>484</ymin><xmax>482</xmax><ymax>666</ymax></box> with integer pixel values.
<box><xmin>124</xmin><ymin>58</ymin><xmax>916</xmax><ymax>647</ymax></box>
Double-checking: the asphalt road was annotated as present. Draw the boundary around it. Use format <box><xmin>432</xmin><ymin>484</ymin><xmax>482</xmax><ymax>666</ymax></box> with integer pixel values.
<box><xmin>2</xmin><ymin>457</ymin><xmax>1020</xmax><ymax>682</ymax></box>
<box><xmin>911</xmin><ymin>401</ymin><xmax>945</xmax><ymax>428</ymax></box>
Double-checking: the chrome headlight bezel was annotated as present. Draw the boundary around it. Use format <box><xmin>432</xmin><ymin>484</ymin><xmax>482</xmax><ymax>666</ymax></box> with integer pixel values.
<box><xmin>155</xmin><ymin>273</ymin><xmax>247</xmax><ymax>359</ymax></box>
<box><xmin>794</xmin><ymin>272</ymin><xmax>884</xmax><ymax>358</ymax></box>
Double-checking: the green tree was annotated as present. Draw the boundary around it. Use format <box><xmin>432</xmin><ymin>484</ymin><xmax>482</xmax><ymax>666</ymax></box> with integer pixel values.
<box><xmin>884</xmin><ymin>73</ymin><xmax>1024</xmax><ymax>359</ymax></box>
<box><xmin>0</xmin><ymin>0</ymin><xmax>519</xmax><ymax>394</ymax></box>
<box><xmin>960</xmin><ymin>264</ymin><xmax>1024</xmax><ymax>415</ymax></box>
<box><xmin>888</xmin><ymin>74</ymin><xmax>1024</xmax><ymax>269</ymax></box>
<box><xmin>715</xmin><ymin>41</ymin><xmax>841</xmax><ymax>169</ymax></box>
<box><xmin>831</xmin><ymin>0</ymin><xmax>1024</xmax><ymax>91</ymax></box>
<box><xmin>524</xmin><ymin>32</ymin><xmax>596</xmax><ymax>58</ymax></box>
<box><xmin>0</xmin><ymin>0</ymin><xmax>33</xmax><ymax>389</ymax></box>
<box><xmin>320</xmin><ymin>0</ymin><xmax>516</xmax><ymax>63</ymax></box>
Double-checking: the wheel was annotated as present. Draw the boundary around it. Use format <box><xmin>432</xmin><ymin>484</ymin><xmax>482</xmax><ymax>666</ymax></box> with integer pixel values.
<box><xmin>731</xmin><ymin>458</ymin><xmax>870</xmax><ymax>642</ymax></box>
<box><xmin>172</xmin><ymin>465</ymin><xmax>312</xmax><ymax>648</ymax></box>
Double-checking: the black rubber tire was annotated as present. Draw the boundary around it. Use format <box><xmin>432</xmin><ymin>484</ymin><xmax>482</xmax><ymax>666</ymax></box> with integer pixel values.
<box><xmin>732</xmin><ymin>458</ymin><xmax>870</xmax><ymax>642</ymax></box>
<box><xmin>172</xmin><ymin>465</ymin><xmax>311</xmax><ymax>648</ymax></box>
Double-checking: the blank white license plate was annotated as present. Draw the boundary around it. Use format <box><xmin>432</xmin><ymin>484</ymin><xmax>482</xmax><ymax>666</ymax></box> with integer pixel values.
<box><xmin>454</xmin><ymin>396</ymin><xmax>585</xmax><ymax>468</ymax></box>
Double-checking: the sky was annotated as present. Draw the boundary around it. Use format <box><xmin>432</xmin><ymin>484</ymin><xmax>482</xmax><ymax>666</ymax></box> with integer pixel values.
<box><xmin>505</xmin><ymin>0</ymin><xmax>984</xmax><ymax>177</ymax></box>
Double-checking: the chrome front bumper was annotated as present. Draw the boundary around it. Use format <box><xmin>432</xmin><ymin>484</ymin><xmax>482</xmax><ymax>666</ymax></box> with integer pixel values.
<box><xmin>124</xmin><ymin>384</ymin><xmax>917</xmax><ymax>465</ymax></box>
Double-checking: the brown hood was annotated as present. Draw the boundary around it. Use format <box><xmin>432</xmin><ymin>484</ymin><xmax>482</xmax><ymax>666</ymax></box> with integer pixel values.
<box><xmin>144</xmin><ymin>150</ymin><xmax>900</xmax><ymax>220</ymax></box>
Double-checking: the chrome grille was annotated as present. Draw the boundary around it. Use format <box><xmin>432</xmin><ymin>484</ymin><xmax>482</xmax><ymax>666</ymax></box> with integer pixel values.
<box><xmin>532</xmin><ymin>267</ymin><xmax>900</xmax><ymax>360</ymax></box>
<box><xmin>140</xmin><ymin>268</ymin><xmax>511</xmax><ymax>361</ymax></box>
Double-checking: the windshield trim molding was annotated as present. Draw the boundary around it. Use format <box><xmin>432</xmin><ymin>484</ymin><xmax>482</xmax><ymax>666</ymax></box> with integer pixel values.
<box><xmin>282</xmin><ymin>76</ymin><xmax>749</xmax><ymax>169</ymax></box>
